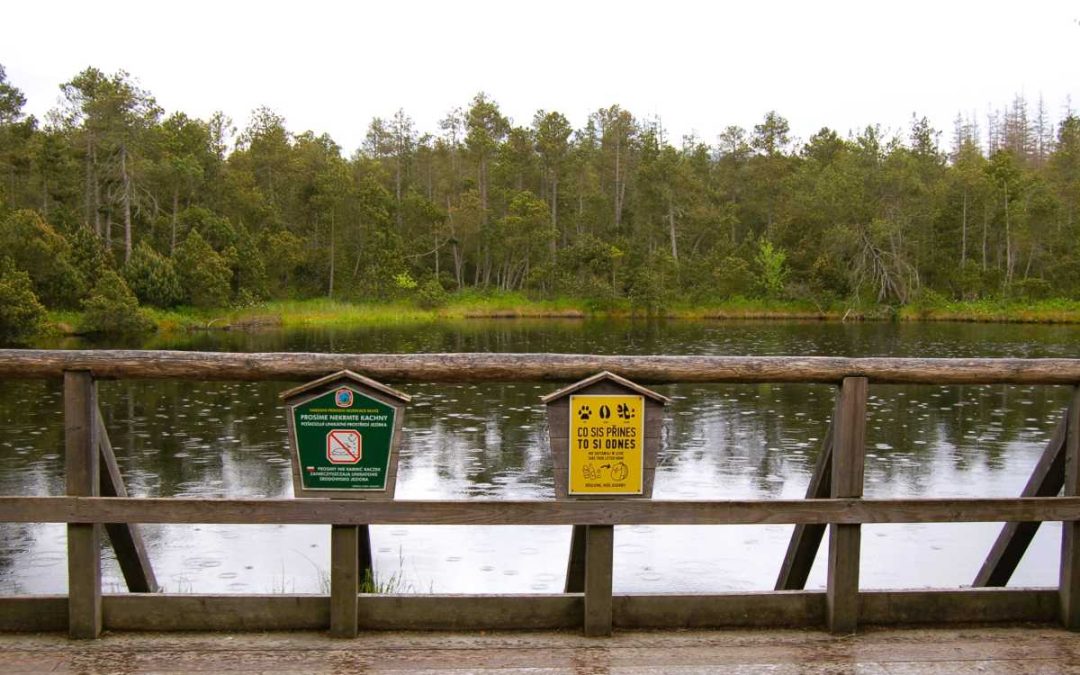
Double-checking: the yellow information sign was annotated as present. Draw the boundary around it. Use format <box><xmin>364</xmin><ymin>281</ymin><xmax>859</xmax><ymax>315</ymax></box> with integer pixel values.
<box><xmin>568</xmin><ymin>394</ymin><xmax>644</xmax><ymax>495</ymax></box>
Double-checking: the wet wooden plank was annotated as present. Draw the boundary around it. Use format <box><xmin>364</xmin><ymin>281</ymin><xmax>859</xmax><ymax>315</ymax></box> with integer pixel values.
<box><xmin>96</xmin><ymin>409</ymin><xmax>158</xmax><ymax>593</ymax></box>
<box><xmin>104</xmin><ymin>595</ymin><xmax>579</xmax><ymax>632</ymax></box>
<box><xmin>615</xmin><ymin>591</ymin><xmax>827</xmax><ymax>628</ymax></box>
<box><xmin>64</xmin><ymin>371</ymin><xmax>101</xmax><ymax>639</ymax></box>
<box><xmin>0</xmin><ymin>588</ymin><xmax>1061</xmax><ymax>633</ymax></box>
<box><xmin>827</xmin><ymin>377</ymin><xmax>866</xmax><ymax>634</ymax></box>
<box><xmin>0</xmin><ymin>596</ymin><xmax>67</xmax><ymax>631</ymax></box>
<box><xmin>974</xmin><ymin>409</ymin><xmax>1067</xmax><ymax>587</ymax></box>
<box><xmin>584</xmin><ymin>524</ymin><xmax>613</xmax><ymax>636</ymax></box>
<box><xmin>860</xmin><ymin>587</ymin><xmax>1059</xmax><ymax>624</ymax></box>
<box><xmin>286</xmin><ymin>631</ymin><xmax>1054</xmax><ymax>670</ymax></box>
<box><xmin>3</xmin><ymin>495</ymin><xmax>1080</xmax><ymax>526</ymax></box>
<box><xmin>5</xmin><ymin>350</ymin><xmax>1080</xmax><ymax>384</ymax></box>
<box><xmin>0</xmin><ymin>589</ymin><xmax>1062</xmax><ymax>633</ymax></box>
<box><xmin>329</xmin><ymin>525</ymin><xmax>358</xmax><ymax>637</ymax></box>
<box><xmin>4</xmin><ymin>623</ymin><xmax>1080</xmax><ymax>673</ymax></box>
<box><xmin>104</xmin><ymin>595</ymin><xmax>329</xmax><ymax>631</ymax></box>
<box><xmin>617</xmin><ymin>588</ymin><xmax>1061</xmax><ymax>629</ymax></box>
<box><xmin>356</xmin><ymin>595</ymin><xmax>582</xmax><ymax>631</ymax></box>
<box><xmin>1062</xmin><ymin>387</ymin><xmax>1080</xmax><ymax>630</ymax></box>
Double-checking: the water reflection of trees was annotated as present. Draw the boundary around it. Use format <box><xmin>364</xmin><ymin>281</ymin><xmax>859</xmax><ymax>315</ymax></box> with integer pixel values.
<box><xmin>2</xmin><ymin>376</ymin><xmax>1072</xmax><ymax>507</ymax></box>
<box><xmin>657</xmin><ymin>382</ymin><xmax>1070</xmax><ymax>499</ymax></box>
<box><xmin>0</xmin><ymin>381</ymin><xmax>66</xmax><ymax>496</ymax></box>
<box><xmin>862</xmin><ymin>384</ymin><xmax>1068</xmax><ymax>495</ymax></box>
<box><xmin>0</xmin><ymin>381</ymin><xmax>67</xmax><ymax>586</ymax></box>
<box><xmin>97</xmin><ymin>381</ymin><xmax>291</xmax><ymax>499</ymax></box>
<box><xmin>399</xmin><ymin>383</ymin><xmax>549</xmax><ymax>498</ymax></box>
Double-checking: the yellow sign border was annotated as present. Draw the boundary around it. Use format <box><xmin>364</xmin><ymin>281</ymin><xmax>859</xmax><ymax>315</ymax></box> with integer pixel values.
<box><xmin>568</xmin><ymin>394</ymin><xmax>645</xmax><ymax>495</ymax></box>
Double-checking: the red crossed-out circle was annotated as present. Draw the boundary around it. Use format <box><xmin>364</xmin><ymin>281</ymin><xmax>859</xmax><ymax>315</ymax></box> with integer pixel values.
<box><xmin>326</xmin><ymin>429</ymin><xmax>362</xmax><ymax>464</ymax></box>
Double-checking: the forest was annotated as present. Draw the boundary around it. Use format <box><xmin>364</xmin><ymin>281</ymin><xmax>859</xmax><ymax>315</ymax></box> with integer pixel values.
<box><xmin>1</xmin><ymin>64</ymin><xmax>1079</xmax><ymax>339</ymax></box>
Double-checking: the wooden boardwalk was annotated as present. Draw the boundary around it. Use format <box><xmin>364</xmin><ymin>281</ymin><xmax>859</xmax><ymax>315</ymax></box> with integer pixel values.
<box><xmin>3</xmin><ymin>626</ymin><xmax>1079</xmax><ymax>674</ymax></box>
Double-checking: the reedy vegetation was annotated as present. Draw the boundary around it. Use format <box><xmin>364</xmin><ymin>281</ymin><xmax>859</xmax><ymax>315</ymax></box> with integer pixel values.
<box><xmin>1</xmin><ymin>65</ymin><xmax>1079</xmax><ymax>337</ymax></box>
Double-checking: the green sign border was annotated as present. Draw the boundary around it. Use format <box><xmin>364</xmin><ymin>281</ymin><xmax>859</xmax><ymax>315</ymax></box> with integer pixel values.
<box><xmin>284</xmin><ymin>381</ymin><xmax>405</xmax><ymax>500</ymax></box>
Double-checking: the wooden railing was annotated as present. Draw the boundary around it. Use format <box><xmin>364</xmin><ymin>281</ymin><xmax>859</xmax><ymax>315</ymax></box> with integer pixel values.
<box><xmin>0</xmin><ymin>350</ymin><xmax>1078</xmax><ymax>639</ymax></box>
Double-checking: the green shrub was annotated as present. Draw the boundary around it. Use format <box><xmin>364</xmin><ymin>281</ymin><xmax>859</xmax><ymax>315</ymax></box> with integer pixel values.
<box><xmin>0</xmin><ymin>209</ymin><xmax>86</xmax><ymax>308</ymax></box>
<box><xmin>908</xmin><ymin>288</ymin><xmax>949</xmax><ymax>318</ymax></box>
<box><xmin>232</xmin><ymin>288</ymin><xmax>262</xmax><ymax>308</ymax></box>
<box><xmin>228</xmin><ymin>232</ymin><xmax>269</xmax><ymax>302</ymax></box>
<box><xmin>124</xmin><ymin>241</ymin><xmax>183</xmax><ymax>308</ymax></box>
<box><xmin>625</xmin><ymin>251</ymin><xmax>675</xmax><ymax>314</ymax></box>
<box><xmin>754</xmin><ymin>239</ymin><xmax>789</xmax><ymax>298</ymax></box>
<box><xmin>175</xmin><ymin>229</ymin><xmax>232</xmax><ymax>308</ymax></box>
<box><xmin>179</xmin><ymin>206</ymin><xmax>236</xmax><ymax>251</ymax></box>
<box><xmin>1009</xmin><ymin>278</ymin><xmax>1053</xmax><ymax>301</ymax></box>
<box><xmin>68</xmin><ymin>225</ymin><xmax>114</xmax><ymax>281</ymax></box>
<box><xmin>416</xmin><ymin>277</ymin><xmax>449</xmax><ymax>309</ymax></box>
<box><xmin>713</xmin><ymin>256</ymin><xmax>756</xmax><ymax>298</ymax></box>
<box><xmin>394</xmin><ymin>271</ymin><xmax>418</xmax><ymax>291</ymax></box>
<box><xmin>262</xmin><ymin>230</ymin><xmax>305</xmax><ymax>296</ymax></box>
<box><xmin>80</xmin><ymin>270</ymin><xmax>154</xmax><ymax>335</ymax></box>
<box><xmin>0</xmin><ymin>259</ymin><xmax>47</xmax><ymax>344</ymax></box>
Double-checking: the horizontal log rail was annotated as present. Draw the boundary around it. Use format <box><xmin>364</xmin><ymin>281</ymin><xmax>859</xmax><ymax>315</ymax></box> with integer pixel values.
<box><xmin>2</xmin><ymin>496</ymin><xmax>1080</xmax><ymax>526</ymax></box>
<box><xmin>2</xmin><ymin>349</ymin><xmax>1080</xmax><ymax>384</ymax></box>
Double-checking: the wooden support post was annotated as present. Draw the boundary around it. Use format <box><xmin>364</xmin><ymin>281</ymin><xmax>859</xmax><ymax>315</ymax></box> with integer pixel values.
<box><xmin>65</xmin><ymin>371</ymin><xmax>102</xmax><ymax>639</ymax></box>
<box><xmin>97</xmin><ymin>409</ymin><xmax>159</xmax><ymax>593</ymax></box>
<box><xmin>776</xmin><ymin>419</ymin><xmax>834</xmax><ymax>590</ymax></box>
<box><xmin>1061</xmin><ymin>387</ymin><xmax>1080</xmax><ymax>630</ymax></box>
<box><xmin>564</xmin><ymin>524</ymin><xmax>587</xmax><ymax>593</ymax></box>
<box><xmin>583</xmin><ymin>524</ymin><xmax>614</xmax><ymax>637</ymax></box>
<box><xmin>330</xmin><ymin>524</ymin><xmax>359</xmax><ymax>638</ymax></box>
<box><xmin>827</xmin><ymin>377</ymin><xmax>866</xmax><ymax>634</ymax></box>
<box><xmin>975</xmin><ymin>413</ymin><xmax>1068</xmax><ymax>586</ymax></box>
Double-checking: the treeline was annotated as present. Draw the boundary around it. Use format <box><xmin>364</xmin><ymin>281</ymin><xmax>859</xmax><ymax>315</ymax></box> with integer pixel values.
<box><xmin>1</xmin><ymin>65</ymin><xmax>1079</xmax><ymax>338</ymax></box>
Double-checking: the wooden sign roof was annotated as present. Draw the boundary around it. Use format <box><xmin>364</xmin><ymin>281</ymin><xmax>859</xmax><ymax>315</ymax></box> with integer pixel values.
<box><xmin>279</xmin><ymin>369</ymin><xmax>411</xmax><ymax>403</ymax></box>
<box><xmin>539</xmin><ymin>370</ymin><xmax>671</xmax><ymax>405</ymax></box>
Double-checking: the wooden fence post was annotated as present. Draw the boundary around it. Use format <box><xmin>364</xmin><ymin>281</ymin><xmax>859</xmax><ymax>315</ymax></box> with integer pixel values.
<box><xmin>827</xmin><ymin>377</ymin><xmax>867</xmax><ymax>634</ymax></box>
<box><xmin>330</xmin><ymin>524</ymin><xmax>359</xmax><ymax>637</ymax></box>
<box><xmin>584</xmin><ymin>524</ymin><xmax>614</xmax><ymax>636</ymax></box>
<box><xmin>1061</xmin><ymin>387</ymin><xmax>1080</xmax><ymax>630</ymax></box>
<box><xmin>65</xmin><ymin>370</ymin><xmax>101</xmax><ymax>639</ymax></box>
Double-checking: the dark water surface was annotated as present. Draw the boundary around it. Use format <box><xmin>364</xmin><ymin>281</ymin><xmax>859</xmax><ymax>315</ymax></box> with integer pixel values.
<box><xmin>2</xmin><ymin>319</ymin><xmax>1078</xmax><ymax>594</ymax></box>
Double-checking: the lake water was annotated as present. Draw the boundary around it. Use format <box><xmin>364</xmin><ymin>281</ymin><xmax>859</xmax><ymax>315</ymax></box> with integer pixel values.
<box><xmin>1</xmin><ymin>319</ymin><xmax>1078</xmax><ymax>595</ymax></box>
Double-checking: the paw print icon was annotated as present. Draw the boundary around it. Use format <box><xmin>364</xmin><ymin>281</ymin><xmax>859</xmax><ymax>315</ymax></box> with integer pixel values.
<box><xmin>577</xmin><ymin>405</ymin><xmax>592</xmax><ymax>421</ymax></box>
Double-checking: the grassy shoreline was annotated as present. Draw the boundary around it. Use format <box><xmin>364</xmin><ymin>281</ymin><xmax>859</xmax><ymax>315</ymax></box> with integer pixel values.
<box><xmin>45</xmin><ymin>294</ymin><xmax>1080</xmax><ymax>336</ymax></box>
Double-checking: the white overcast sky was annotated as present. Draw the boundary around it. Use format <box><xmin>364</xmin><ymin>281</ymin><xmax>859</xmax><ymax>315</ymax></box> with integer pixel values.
<box><xmin>4</xmin><ymin>0</ymin><xmax>1079</xmax><ymax>154</ymax></box>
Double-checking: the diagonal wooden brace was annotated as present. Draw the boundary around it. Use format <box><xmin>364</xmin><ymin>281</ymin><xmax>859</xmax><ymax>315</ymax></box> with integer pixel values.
<box><xmin>97</xmin><ymin>408</ymin><xmax>159</xmax><ymax>593</ymax></box>
<box><xmin>973</xmin><ymin>410</ymin><xmax>1068</xmax><ymax>587</ymax></box>
<box><xmin>775</xmin><ymin>418</ymin><xmax>834</xmax><ymax>590</ymax></box>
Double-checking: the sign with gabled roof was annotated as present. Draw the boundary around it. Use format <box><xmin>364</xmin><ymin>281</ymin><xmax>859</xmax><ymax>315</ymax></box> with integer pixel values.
<box><xmin>542</xmin><ymin>371</ymin><xmax>669</xmax><ymax>499</ymax></box>
<box><xmin>540</xmin><ymin>370</ymin><xmax>672</xmax><ymax>406</ymax></box>
<box><xmin>282</xmin><ymin>370</ymin><xmax>409</xmax><ymax>500</ymax></box>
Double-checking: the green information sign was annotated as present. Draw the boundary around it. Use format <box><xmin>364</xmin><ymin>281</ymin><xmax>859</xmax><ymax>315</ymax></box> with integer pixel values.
<box><xmin>289</xmin><ymin>386</ymin><xmax>397</xmax><ymax>492</ymax></box>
